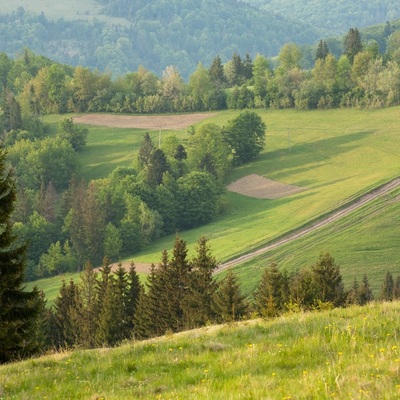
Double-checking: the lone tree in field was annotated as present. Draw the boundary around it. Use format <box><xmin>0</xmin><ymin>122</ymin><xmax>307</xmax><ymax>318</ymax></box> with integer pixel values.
<box><xmin>0</xmin><ymin>147</ymin><xmax>41</xmax><ymax>363</ymax></box>
<box><xmin>223</xmin><ymin>110</ymin><xmax>266</xmax><ymax>166</ymax></box>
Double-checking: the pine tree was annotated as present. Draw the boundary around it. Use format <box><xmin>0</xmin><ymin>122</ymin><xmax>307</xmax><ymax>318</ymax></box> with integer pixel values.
<box><xmin>213</xmin><ymin>270</ymin><xmax>248</xmax><ymax>323</ymax></box>
<box><xmin>380</xmin><ymin>272</ymin><xmax>394</xmax><ymax>301</ymax></box>
<box><xmin>79</xmin><ymin>261</ymin><xmax>98</xmax><ymax>348</ymax></box>
<box><xmin>163</xmin><ymin>236</ymin><xmax>192</xmax><ymax>331</ymax></box>
<box><xmin>125</xmin><ymin>262</ymin><xmax>143</xmax><ymax>335</ymax></box>
<box><xmin>311</xmin><ymin>252</ymin><xmax>345</xmax><ymax>307</ymax></box>
<box><xmin>52</xmin><ymin>279</ymin><xmax>82</xmax><ymax>348</ymax></box>
<box><xmin>146</xmin><ymin>148</ymin><xmax>169</xmax><ymax>187</ymax></box>
<box><xmin>394</xmin><ymin>275</ymin><xmax>400</xmax><ymax>300</ymax></box>
<box><xmin>254</xmin><ymin>263</ymin><xmax>287</xmax><ymax>318</ymax></box>
<box><xmin>0</xmin><ymin>148</ymin><xmax>42</xmax><ymax>362</ymax></box>
<box><xmin>208</xmin><ymin>55</ymin><xmax>226</xmax><ymax>87</ymax></box>
<box><xmin>344</xmin><ymin>28</ymin><xmax>363</xmax><ymax>63</ymax></box>
<box><xmin>137</xmin><ymin>132</ymin><xmax>155</xmax><ymax>170</ymax></box>
<box><xmin>315</xmin><ymin>40</ymin><xmax>330</xmax><ymax>61</ymax></box>
<box><xmin>346</xmin><ymin>278</ymin><xmax>360</xmax><ymax>305</ymax></box>
<box><xmin>359</xmin><ymin>274</ymin><xmax>374</xmax><ymax>305</ymax></box>
<box><xmin>183</xmin><ymin>237</ymin><xmax>218</xmax><ymax>328</ymax></box>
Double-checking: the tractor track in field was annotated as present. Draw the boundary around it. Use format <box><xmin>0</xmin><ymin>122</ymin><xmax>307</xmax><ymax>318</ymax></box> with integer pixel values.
<box><xmin>215</xmin><ymin>176</ymin><xmax>400</xmax><ymax>273</ymax></box>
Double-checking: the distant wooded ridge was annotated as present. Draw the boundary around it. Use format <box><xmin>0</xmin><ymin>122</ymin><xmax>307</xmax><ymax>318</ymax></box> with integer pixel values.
<box><xmin>0</xmin><ymin>0</ymin><xmax>400</xmax><ymax>77</ymax></box>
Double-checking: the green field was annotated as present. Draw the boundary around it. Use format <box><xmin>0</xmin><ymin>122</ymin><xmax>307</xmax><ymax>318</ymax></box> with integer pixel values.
<box><xmin>2</xmin><ymin>301</ymin><xmax>400</xmax><ymax>399</ymax></box>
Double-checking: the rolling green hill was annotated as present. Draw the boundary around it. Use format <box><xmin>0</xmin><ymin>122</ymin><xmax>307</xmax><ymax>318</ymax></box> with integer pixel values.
<box><xmin>35</xmin><ymin>107</ymin><xmax>400</xmax><ymax>302</ymax></box>
<box><xmin>1</xmin><ymin>301</ymin><xmax>400</xmax><ymax>399</ymax></box>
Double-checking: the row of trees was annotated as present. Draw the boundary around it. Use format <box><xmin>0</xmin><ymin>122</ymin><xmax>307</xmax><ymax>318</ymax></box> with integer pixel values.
<box><xmin>2</xmin><ymin>25</ymin><xmax>400</xmax><ymax>122</ymax></box>
<box><xmin>4</xmin><ymin>111</ymin><xmax>265</xmax><ymax>280</ymax></box>
<box><xmin>11</xmin><ymin>234</ymin><xmax>400</xmax><ymax>359</ymax></box>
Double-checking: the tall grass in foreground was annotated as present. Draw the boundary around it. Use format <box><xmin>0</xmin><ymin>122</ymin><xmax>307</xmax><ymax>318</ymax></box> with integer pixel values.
<box><xmin>1</xmin><ymin>302</ymin><xmax>400</xmax><ymax>399</ymax></box>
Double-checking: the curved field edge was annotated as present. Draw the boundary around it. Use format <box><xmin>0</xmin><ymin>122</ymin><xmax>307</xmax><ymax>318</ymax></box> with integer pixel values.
<box><xmin>2</xmin><ymin>301</ymin><xmax>400</xmax><ymax>399</ymax></box>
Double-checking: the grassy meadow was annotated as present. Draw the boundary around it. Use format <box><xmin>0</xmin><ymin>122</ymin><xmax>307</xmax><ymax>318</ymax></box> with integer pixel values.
<box><xmin>39</xmin><ymin>108</ymin><xmax>400</xmax><ymax>296</ymax></box>
<box><xmin>1</xmin><ymin>301</ymin><xmax>400</xmax><ymax>399</ymax></box>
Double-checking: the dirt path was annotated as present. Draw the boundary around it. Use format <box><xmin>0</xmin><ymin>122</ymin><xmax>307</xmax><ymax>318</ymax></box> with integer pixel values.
<box><xmin>216</xmin><ymin>177</ymin><xmax>400</xmax><ymax>273</ymax></box>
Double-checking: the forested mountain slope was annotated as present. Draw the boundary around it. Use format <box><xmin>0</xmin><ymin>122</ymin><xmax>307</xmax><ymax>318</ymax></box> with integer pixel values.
<box><xmin>0</xmin><ymin>0</ymin><xmax>323</xmax><ymax>77</ymax></box>
<box><xmin>245</xmin><ymin>0</ymin><xmax>400</xmax><ymax>35</ymax></box>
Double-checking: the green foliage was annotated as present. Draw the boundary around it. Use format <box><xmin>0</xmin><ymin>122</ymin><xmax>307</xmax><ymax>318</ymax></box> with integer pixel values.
<box><xmin>58</xmin><ymin>117</ymin><xmax>88</xmax><ymax>151</ymax></box>
<box><xmin>0</xmin><ymin>147</ymin><xmax>41</xmax><ymax>362</ymax></box>
<box><xmin>223</xmin><ymin>110</ymin><xmax>266</xmax><ymax>165</ymax></box>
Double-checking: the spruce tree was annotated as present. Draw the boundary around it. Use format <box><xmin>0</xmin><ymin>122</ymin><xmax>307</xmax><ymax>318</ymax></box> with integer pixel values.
<box><xmin>344</xmin><ymin>28</ymin><xmax>363</xmax><ymax>63</ymax></box>
<box><xmin>213</xmin><ymin>270</ymin><xmax>248</xmax><ymax>323</ymax></box>
<box><xmin>315</xmin><ymin>40</ymin><xmax>330</xmax><ymax>61</ymax></box>
<box><xmin>125</xmin><ymin>262</ymin><xmax>143</xmax><ymax>335</ymax></box>
<box><xmin>380</xmin><ymin>272</ymin><xmax>394</xmax><ymax>301</ymax></box>
<box><xmin>254</xmin><ymin>263</ymin><xmax>287</xmax><ymax>318</ymax></box>
<box><xmin>137</xmin><ymin>132</ymin><xmax>155</xmax><ymax>170</ymax></box>
<box><xmin>359</xmin><ymin>274</ymin><xmax>374</xmax><ymax>305</ymax></box>
<box><xmin>311</xmin><ymin>252</ymin><xmax>345</xmax><ymax>307</ymax></box>
<box><xmin>183</xmin><ymin>237</ymin><xmax>218</xmax><ymax>328</ymax></box>
<box><xmin>0</xmin><ymin>148</ymin><xmax>41</xmax><ymax>362</ymax></box>
<box><xmin>394</xmin><ymin>275</ymin><xmax>400</xmax><ymax>300</ymax></box>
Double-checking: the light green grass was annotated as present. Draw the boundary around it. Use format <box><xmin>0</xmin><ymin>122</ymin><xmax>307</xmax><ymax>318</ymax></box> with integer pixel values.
<box><xmin>2</xmin><ymin>301</ymin><xmax>400</xmax><ymax>399</ymax></box>
<box><xmin>232</xmin><ymin>187</ymin><xmax>400</xmax><ymax>296</ymax></box>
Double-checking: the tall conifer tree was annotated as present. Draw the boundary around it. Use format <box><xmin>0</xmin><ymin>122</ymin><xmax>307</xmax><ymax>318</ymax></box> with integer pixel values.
<box><xmin>0</xmin><ymin>148</ymin><xmax>41</xmax><ymax>362</ymax></box>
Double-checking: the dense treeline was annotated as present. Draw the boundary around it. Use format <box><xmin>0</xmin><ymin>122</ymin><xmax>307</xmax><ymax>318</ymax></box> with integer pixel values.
<box><xmin>10</xmin><ymin>235</ymin><xmax>400</xmax><ymax>361</ymax></box>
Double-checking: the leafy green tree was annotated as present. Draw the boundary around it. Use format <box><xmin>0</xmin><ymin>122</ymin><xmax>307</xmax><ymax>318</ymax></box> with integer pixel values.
<box><xmin>213</xmin><ymin>270</ymin><xmax>248</xmax><ymax>323</ymax></box>
<box><xmin>187</xmin><ymin>123</ymin><xmax>232</xmax><ymax>181</ymax></box>
<box><xmin>0</xmin><ymin>148</ymin><xmax>42</xmax><ymax>362</ymax></box>
<box><xmin>103</xmin><ymin>222</ymin><xmax>122</xmax><ymax>262</ymax></box>
<box><xmin>188</xmin><ymin>62</ymin><xmax>212</xmax><ymax>110</ymax></box>
<box><xmin>277</xmin><ymin>43</ymin><xmax>302</xmax><ymax>73</ymax></box>
<box><xmin>344</xmin><ymin>28</ymin><xmax>363</xmax><ymax>63</ymax></box>
<box><xmin>58</xmin><ymin>117</ymin><xmax>88</xmax><ymax>152</ymax></box>
<box><xmin>177</xmin><ymin>171</ymin><xmax>219</xmax><ymax>229</ymax></box>
<box><xmin>223</xmin><ymin>110</ymin><xmax>266</xmax><ymax>165</ymax></box>
<box><xmin>253</xmin><ymin>53</ymin><xmax>271</xmax><ymax>101</ymax></box>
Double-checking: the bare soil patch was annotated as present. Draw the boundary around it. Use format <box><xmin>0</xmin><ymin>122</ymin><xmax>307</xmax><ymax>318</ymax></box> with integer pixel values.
<box><xmin>227</xmin><ymin>174</ymin><xmax>305</xmax><ymax>199</ymax></box>
<box><xmin>95</xmin><ymin>261</ymin><xmax>153</xmax><ymax>274</ymax></box>
<box><xmin>73</xmin><ymin>113</ymin><xmax>215</xmax><ymax>130</ymax></box>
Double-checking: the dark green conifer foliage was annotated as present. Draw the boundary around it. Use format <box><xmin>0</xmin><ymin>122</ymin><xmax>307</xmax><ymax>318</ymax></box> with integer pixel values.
<box><xmin>112</xmin><ymin>264</ymin><xmax>130</xmax><ymax>343</ymax></box>
<box><xmin>137</xmin><ymin>132</ymin><xmax>155</xmax><ymax>170</ymax></box>
<box><xmin>380</xmin><ymin>271</ymin><xmax>394</xmax><ymax>301</ymax></box>
<box><xmin>146</xmin><ymin>148</ymin><xmax>169</xmax><ymax>187</ymax></box>
<box><xmin>52</xmin><ymin>279</ymin><xmax>82</xmax><ymax>348</ymax></box>
<box><xmin>208</xmin><ymin>55</ymin><xmax>226</xmax><ymax>87</ymax></box>
<box><xmin>183</xmin><ymin>237</ymin><xmax>218</xmax><ymax>328</ymax></box>
<box><xmin>254</xmin><ymin>263</ymin><xmax>287</xmax><ymax>317</ymax></box>
<box><xmin>344</xmin><ymin>28</ymin><xmax>363</xmax><ymax>63</ymax></box>
<box><xmin>79</xmin><ymin>261</ymin><xmax>98</xmax><ymax>348</ymax></box>
<box><xmin>359</xmin><ymin>273</ymin><xmax>374</xmax><ymax>305</ymax></box>
<box><xmin>243</xmin><ymin>53</ymin><xmax>253</xmax><ymax>80</ymax></box>
<box><xmin>311</xmin><ymin>252</ymin><xmax>345</xmax><ymax>307</ymax></box>
<box><xmin>346</xmin><ymin>278</ymin><xmax>360</xmax><ymax>305</ymax></box>
<box><xmin>288</xmin><ymin>268</ymin><xmax>317</xmax><ymax>309</ymax></box>
<box><xmin>163</xmin><ymin>236</ymin><xmax>193</xmax><ymax>331</ymax></box>
<box><xmin>125</xmin><ymin>262</ymin><xmax>143</xmax><ymax>335</ymax></box>
<box><xmin>315</xmin><ymin>40</ymin><xmax>330</xmax><ymax>61</ymax></box>
<box><xmin>394</xmin><ymin>275</ymin><xmax>400</xmax><ymax>300</ymax></box>
<box><xmin>213</xmin><ymin>269</ymin><xmax>248</xmax><ymax>323</ymax></box>
<box><xmin>0</xmin><ymin>148</ymin><xmax>41</xmax><ymax>362</ymax></box>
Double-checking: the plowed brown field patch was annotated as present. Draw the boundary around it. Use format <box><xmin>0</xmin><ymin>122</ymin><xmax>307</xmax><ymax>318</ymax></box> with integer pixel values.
<box><xmin>227</xmin><ymin>174</ymin><xmax>305</xmax><ymax>199</ymax></box>
<box><xmin>73</xmin><ymin>113</ymin><xmax>215</xmax><ymax>129</ymax></box>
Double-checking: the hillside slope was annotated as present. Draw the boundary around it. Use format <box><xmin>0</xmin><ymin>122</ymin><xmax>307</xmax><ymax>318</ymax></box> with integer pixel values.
<box><xmin>1</xmin><ymin>302</ymin><xmax>400</xmax><ymax>399</ymax></box>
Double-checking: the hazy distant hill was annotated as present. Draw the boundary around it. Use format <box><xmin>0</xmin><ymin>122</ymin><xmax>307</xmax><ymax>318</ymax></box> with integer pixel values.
<box><xmin>0</xmin><ymin>0</ymin><xmax>323</xmax><ymax>77</ymax></box>
<box><xmin>244</xmin><ymin>0</ymin><xmax>400</xmax><ymax>35</ymax></box>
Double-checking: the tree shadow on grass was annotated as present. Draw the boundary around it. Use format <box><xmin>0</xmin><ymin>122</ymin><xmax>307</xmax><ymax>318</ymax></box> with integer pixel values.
<box><xmin>235</xmin><ymin>130</ymin><xmax>375</xmax><ymax>180</ymax></box>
